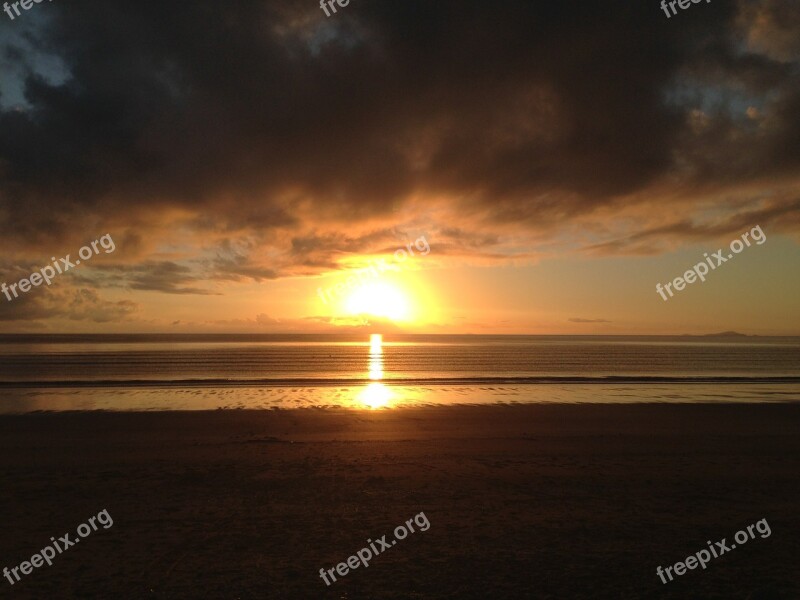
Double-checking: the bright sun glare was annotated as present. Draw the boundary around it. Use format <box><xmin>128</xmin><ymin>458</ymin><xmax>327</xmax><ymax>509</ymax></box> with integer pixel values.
<box><xmin>344</xmin><ymin>282</ymin><xmax>410</xmax><ymax>321</ymax></box>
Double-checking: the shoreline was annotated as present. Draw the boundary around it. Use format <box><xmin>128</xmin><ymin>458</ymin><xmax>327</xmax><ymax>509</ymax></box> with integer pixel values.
<box><xmin>3</xmin><ymin>402</ymin><xmax>800</xmax><ymax>437</ymax></box>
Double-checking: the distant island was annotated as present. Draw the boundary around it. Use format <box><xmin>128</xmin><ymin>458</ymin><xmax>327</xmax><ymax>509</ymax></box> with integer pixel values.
<box><xmin>681</xmin><ymin>331</ymin><xmax>752</xmax><ymax>337</ymax></box>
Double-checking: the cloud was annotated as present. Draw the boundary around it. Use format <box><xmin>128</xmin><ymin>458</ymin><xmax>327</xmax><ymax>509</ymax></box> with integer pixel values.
<box><xmin>0</xmin><ymin>0</ymin><xmax>799</xmax><ymax>328</ymax></box>
<box><xmin>738</xmin><ymin>0</ymin><xmax>800</xmax><ymax>62</ymax></box>
<box><xmin>584</xmin><ymin>195</ymin><xmax>800</xmax><ymax>255</ymax></box>
<box><xmin>64</xmin><ymin>289</ymin><xmax>137</xmax><ymax>322</ymax></box>
<box><xmin>569</xmin><ymin>318</ymin><xmax>612</xmax><ymax>324</ymax></box>
<box><xmin>0</xmin><ymin>284</ymin><xmax>137</xmax><ymax>323</ymax></box>
<box><xmin>97</xmin><ymin>261</ymin><xmax>221</xmax><ymax>295</ymax></box>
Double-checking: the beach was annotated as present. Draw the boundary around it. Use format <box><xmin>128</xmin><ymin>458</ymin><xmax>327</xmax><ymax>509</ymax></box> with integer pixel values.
<box><xmin>1</xmin><ymin>403</ymin><xmax>798</xmax><ymax>599</ymax></box>
<box><xmin>3</xmin><ymin>1</ymin><xmax>800</xmax><ymax>597</ymax></box>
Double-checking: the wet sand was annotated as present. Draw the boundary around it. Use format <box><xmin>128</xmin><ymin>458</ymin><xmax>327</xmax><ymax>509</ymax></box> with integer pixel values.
<box><xmin>0</xmin><ymin>404</ymin><xmax>799</xmax><ymax>599</ymax></box>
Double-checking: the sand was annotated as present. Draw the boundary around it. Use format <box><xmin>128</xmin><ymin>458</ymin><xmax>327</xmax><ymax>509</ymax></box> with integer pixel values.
<box><xmin>0</xmin><ymin>404</ymin><xmax>799</xmax><ymax>599</ymax></box>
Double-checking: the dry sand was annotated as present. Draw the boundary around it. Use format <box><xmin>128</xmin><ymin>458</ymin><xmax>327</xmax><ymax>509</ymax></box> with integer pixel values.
<box><xmin>0</xmin><ymin>404</ymin><xmax>799</xmax><ymax>599</ymax></box>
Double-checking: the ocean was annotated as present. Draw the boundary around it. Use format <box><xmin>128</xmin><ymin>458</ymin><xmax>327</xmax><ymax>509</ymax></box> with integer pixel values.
<box><xmin>0</xmin><ymin>334</ymin><xmax>798</xmax><ymax>412</ymax></box>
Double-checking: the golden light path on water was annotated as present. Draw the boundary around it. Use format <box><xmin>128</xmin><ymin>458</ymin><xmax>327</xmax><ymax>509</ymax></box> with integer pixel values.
<box><xmin>358</xmin><ymin>333</ymin><xmax>393</xmax><ymax>408</ymax></box>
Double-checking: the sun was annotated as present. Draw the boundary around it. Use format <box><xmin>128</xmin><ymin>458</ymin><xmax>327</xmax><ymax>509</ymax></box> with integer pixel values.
<box><xmin>344</xmin><ymin>282</ymin><xmax>411</xmax><ymax>321</ymax></box>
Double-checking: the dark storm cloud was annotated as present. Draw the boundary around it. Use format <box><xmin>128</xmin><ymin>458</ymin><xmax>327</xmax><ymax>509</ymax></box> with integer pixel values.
<box><xmin>0</xmin><ymin>0</ymin><xmax>798</xmax><ymax>267</ymax></box>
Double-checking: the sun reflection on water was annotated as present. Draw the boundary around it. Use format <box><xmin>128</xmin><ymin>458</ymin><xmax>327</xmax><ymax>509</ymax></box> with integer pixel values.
<box><xmin>359</xmin><ymin>334</ymin><xmax>393</xmax><ymax>408</ymax></box>
<box><xmin>369</xmin><ymin>333</ymin><xmax>383</xmax><ymax>381</ymax></box>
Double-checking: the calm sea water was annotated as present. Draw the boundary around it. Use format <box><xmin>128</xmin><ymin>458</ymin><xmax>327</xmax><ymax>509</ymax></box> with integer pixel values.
<box><xmin>0</xmin><ymin>334</ymin><xmax>798</xmax><ymax>412</ymax></box>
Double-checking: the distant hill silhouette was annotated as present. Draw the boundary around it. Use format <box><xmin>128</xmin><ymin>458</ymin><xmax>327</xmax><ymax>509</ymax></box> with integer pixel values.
<box><xmin>679</xmin><ymin>331</ymin><xmax>752</xmax><ymax>337</ymax></box>
<box><xmin>703</xmin><ymin>331</ymin><xmax>749</xmax><ymax>337</ymax></box>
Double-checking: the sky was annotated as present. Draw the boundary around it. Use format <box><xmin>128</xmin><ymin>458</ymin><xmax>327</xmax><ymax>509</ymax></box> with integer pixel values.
<box><xmin>0</xmin><ymin>0</ymin><xmax>798</xmax><ymax>335</ymax></box>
